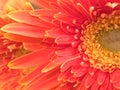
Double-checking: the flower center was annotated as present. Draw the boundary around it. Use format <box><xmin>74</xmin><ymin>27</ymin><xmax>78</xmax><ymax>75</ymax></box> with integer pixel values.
<box><xmin>81</xmin><ymin>11</ymin><xmax>120</xmax><ymax>72</ymax></box>
<box><xmin>99</xmin><ymin>30</ymin><xmax>120</xmax><ymax>52</ymax></box>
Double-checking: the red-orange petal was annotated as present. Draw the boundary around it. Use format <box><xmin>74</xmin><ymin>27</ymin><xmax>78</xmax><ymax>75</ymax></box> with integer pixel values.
<box><xmin>8</xmin><ymin>48</ymin><xmax>54</xmax><ymax>69</ymax></box>
<box><xmin>4</xmin><ymin>33</ymin><xmax>43</xmax><ymax>43</ymax></box>
<box><xmin>23</xmin><ymin>43</ymin><xmax>45</xmax><ymax>51</ymax></box>
<box><xmin>19</xmin><ymin>66</ymin><xmax>45</xmax><ymax>85</ymax></box>
<box><xmin>97</xmin><ymin>70</ymin><xmax>107</xmax><ymax>85</ymax></box>
<box><xmin>41</xmin><ymin>62</ymin><xmax>59</xmax><ymax>73</ymax></box>
<box><xmin>88</xmin><ymin>67</ymin><xmax>97</xmax><ymax>75</ymax></box>
<box><xmin>1</xmin><ymin>23</ymin><xmax>45</xmax><ymax>38</ymax></box>
<box><xmin>99</xmin><ymin>76</ymin><xmax>109</xmax><ymax>90</ymax></box>
<box><xmin>26</xmin><ymin>68</ymin><xmax>59</xmax><ymax>90</ymax></box>
<box><xmin>55</xmin><ymin>35</ymin><xmax>74</xmax><ymax>45</ymax></box>
<box><xmin>53</xmin><ymin>54</ymin><xmax>80</xmax><ymax>64</ymax></box>
<box><xmin>30</xmin><ymin>0</ymin><xmax>55</xmax><ymax>9</ymax></box>
<box><xmin>91</xmin><ymin>79</ymin><xmax>100</xmax><ymax>90</ymax></box>
<box><xmin>73</xmin><ymin>67</ymin><xmax>88</xmax><ymax>77</ymax></box>
<box><xmin>45</xmin><ymin>28</ymin><xmax>65</xmax><ymax>38</ymax></box>
<box><xmin>8</xmin><ymin>10</ymin><xmax>51</xmax><ymax>27</ymax></box>
<box><xmin>54</xmin><ymin>13</ymin><xmax>85</xmax><ymax>27</ymax></box>
<box><xmin>85</xmin><ymin>73</ymin><xmax>97</xmax><ymax>88</ymax></box>
<box><xmin>60</xmin><ymin>59</ymin><xmax>77</xmax><ymax>72</ymax></box>
<box><xmin>0</xmin><ymin>0</ymin><xmax>7</xmax><ymax>10</ymax></box>
<box><xmin>110</xmin><ymin>69</ymin><xmax>120</xmax><ymax>83</ymax></box>
<box><xmin>30</xmin><ymin>9</ymin><xmax>57</xmax><ymax>17</ymax></box>
<box><xmin>55</xmin><ymin>47</ymin><xmax>78</xmax><ymax>56</ymax></box>
<box><xmin>113</xmin><ymin>82</ymin><xmax>120</xmax><ymax>89</ymax></box>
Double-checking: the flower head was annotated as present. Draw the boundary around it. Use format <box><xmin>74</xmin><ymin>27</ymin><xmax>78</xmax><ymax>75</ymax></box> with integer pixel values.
<box><xmin>0</xmin><ymin>0</ymin><xmax>33</xmax><ymax>90</ymax></box>
<box><xmin>2</xmin><ymin>0</ymin><xmax>120</xmax><ymax>90</ymax></box>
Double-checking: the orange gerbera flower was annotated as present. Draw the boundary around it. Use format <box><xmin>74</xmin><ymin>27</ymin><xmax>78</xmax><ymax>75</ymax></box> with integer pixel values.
<box><xmin>2</xmin><ymin>0</ymin><xmax>120</xmax><ymax>90</ymax></box>
<box><xmin>0</xmin><ymin>0</ymin><xmax>33</xmax><ymax>90</ymax></box>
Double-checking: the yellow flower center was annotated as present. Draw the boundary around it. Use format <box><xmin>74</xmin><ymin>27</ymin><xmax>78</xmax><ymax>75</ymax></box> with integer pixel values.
<box><xmin>82</xmin><ymin>11</ymin><xmax>120</xmax><ymax>72</ymax></box>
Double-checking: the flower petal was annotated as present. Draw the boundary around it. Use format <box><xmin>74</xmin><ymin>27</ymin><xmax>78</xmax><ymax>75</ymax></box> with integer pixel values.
<box><xmin>110</xmin><ymin>69</ymin><xmax>120</xmax><ymax>83</ymax></box>
<box><xmin>71</xmin><ymin>0</ymin><xmax>92</xmax><ymax>18</ymax></box>
<box><xmin>4</xmin><ymin>33</ymin><xmax>43</xmax><ymax>43</ymax></box>
<box><xmin>26</xmin><ymin>68</ymin><xmax>60</xmax><ymax>90</ymax></box>
<box><xmin>8</xmin><ymin>10</ymin><xmax>52</xmax><ymax>27</ymax></box>
<box><xmin>23</xmin><ymin>43</ymin><xmax>45</xmax><ymax>51</ymax></box>
<box><xmin>57</xmin><ymin>0</ymin><xmax>81</xmax><ymax>17</ymax></box>
<box><xmin>99</xmin><ymin>76</ymin><xmax>109</xmax><ymax>90</ymax></box>
<box><xmin>30</xmin><ymin>0</ymin><xmax>55</xmax><ymax>9</ymax></box>
<box><xmin>19</xmin><ymin>66</ymin><xmax>45</xmax><ymax>85</ymax></box>
<box><xmin>88</xmin><ymin>67</ymin><xmax>97</xmax><ymax>75</ymax></box>
<box><xmin>53</xmin><ymin>54</ymin><xmax>80</xmax><ymax>64</ymax></box>
<box><xmin>97</xmin><ymin>70</ymin><xmax>107</xmax><ymax>85</ymax></box>
<box><xmin>85</xmin><ymin>73</ymin><xmax>97</xmax><ymax>88</ymax></box>
<box><xmin>30</xmin><ymin>9</ymin><xmax>57</xmax><ymax>17</ymax></box>
<box><xmin>55</xmin><ymin>35</ymin><xmax>75</xmax><ymax>45</ymax></box>
<box><xmin>45</xmin><ymin>28</ymin><xmax>65</xmax><ymax>38</ymax></box>
<box><xmin>54</xmin><ymin>13</ymin><xmax>85</xmax><ymax>27</ymax></box>
<box><xmin>73</xmin><ymin>67</ymin><xmax>88</xmax><ymax>77</ymax></box>
<box><xmin>55</xmin><ymin>47</ymin><xmax>78</xmax><ymax>56</ymax></box>
<box><xmin>8</xmin><ymin>48</ymin><xmax>54</xmax><ymax>69</ymax></box>
<box><xmin>113</xmin><ymin>82</ymin><xmax>120</xmax><ymax>89</ymax></box>
<box><xmin>1</xmin><ymin>23</ymin><xmax>45</xmax><ymax>38</ymax></box>
<box><xmin>0</xmin><ymin>0</ymin><xmax>7</xmax><ymax>10</ymax></box>
<box><xmin>41</xmin><ymin>62</ymin><xmax>59</xmax><ymax>73</ymax></box>
<box><xmin>91</xmin><ymin>80</ymin><xmax>100</xmax><ymax>90</ymax></box>
<box><xmin>60</xmin><ymin>59</ymin><xmax>77</xmax><ymax>72</ymax></box>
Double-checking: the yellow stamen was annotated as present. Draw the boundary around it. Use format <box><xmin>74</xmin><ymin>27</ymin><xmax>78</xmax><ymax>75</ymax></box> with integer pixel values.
<box><xmin>82</xmin><ymin>11</ymin><xmax>120</xmax><ymax>72</ymax></box>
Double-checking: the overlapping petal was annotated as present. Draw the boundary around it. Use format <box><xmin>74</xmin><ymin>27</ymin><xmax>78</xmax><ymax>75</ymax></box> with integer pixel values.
<box><xmin>1</xmin><ymin>0</ymin><xmax>120</xmax><ymax>90</ymax></box>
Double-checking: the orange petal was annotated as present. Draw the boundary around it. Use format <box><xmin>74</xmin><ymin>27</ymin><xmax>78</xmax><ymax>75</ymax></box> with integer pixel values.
<box><xmin>0</xmin><ymin>18</ymin><xmax>7</xmax><ymax>27</ymax></box>
<box><xmin>1</xmin><ymin>23</ymin><xmax>45</xmax><ymax>38</ymax></box>
<box><xmin>4</xmin><ymin>33</ymin><xmax>43</xmax><ymax>43</ymax></box>
<box><xmin>60</xmin><ymin>83</ymin><xmax>73</xmax><ymax>90</ymax></box>
<box><xmin>55</xmin><ymin>35</ymin><xmax>74</xmax><ymax>45</ymax></box>
<box><xmin>85</xmin><ymin>73</ymin><xmax>97</xmax><ymax>88</ymax></box>
<box><xmin>23</xmin><ymin>43</ymin><xmax>45</xmax><ymax>51</ymax></box>
<box><xmin>57</xmin><ymin>0</ymin><xmax>81</xmax><ymax>17</ymax></box>
<box><xmin>60</xmin><ymin>59</ymin><xmax>77</xmax><ymax>72</ymax></box>
<box><xmin>30</xmin><ymin>9</ymin><xmax>57</xmax><ymax>17</ymax></box>
<box><xmin>113</xmin><ymin>82</ymin><xmax>120</xmax><ymax>89</ymax></box>
<box><xmin>110</xmin><ymin>69</ymin><xmax>120</xmax><ymax>83</ymax></box>
<box><xmin>30</xmin><ymin>0</ymin><xmax>55</xmax><ymax>9</ymax></box>
<box><xmin>97</xmin><ymin>70</ymin><xmax>107</xmax><ymax>85</ymax></box>
<box><xmin>78</xmin><ymin>74</ymin><xmax>87</xmax><ymax>90</ymax></box>
<box><xmin>5</xmin><ymin>0</ymin><xmax>32</xmax><ymax>10</ymax></box>
<box><xmin>88</xmin><ymin>67</ymin><xmax>97</xmax><ymax>75</ymax></box>
<box><xmin>54</xmin><ymin>13</ymin><xmax>85</xmax><ymax>27</ymax></box>
<box><xmin>53</xmin><ymin>54</ymin><xmax>80</xmax><ymax>64</ymax></box>
<box><xmin>71</xmin><ymin>0</ymin><xmax>92</xmax><ymax>18</ymax></box>
<box><xmin>41</xmin><ymin>62</ymin><xmax>59</xmax><ymax>73</ymax></box>
<box><xmin>8</xmin><ymin>48</ymin><xmax>54</xmax><ymax>69</ymax></box>
<box><xmin>19</xmin><ymin>66</ymin><xmax>45</xmax><ymax>85</ymax></box>
<box><xmin>55</xmin><ymin>47</ymin><xmax>77</xmax><ymax>56</ymax></box>
<box><xmin>45</xmin><ymin>28</ymin><xmax>65</xmax><ymax>38</ymax></box>
<box><xmin>99</xmin><ymin>76</ymin><xmax>109</xmax><ymax>90</ymax></box>
<box><xmin>58</xmin><ymin>69</ymin><xmax>71</xmax><ymax>81</ymax></box>
<box><xmin>91</xmin><ymin>79</ymin><xmax>100</xmax><ymax>90</ymax></box>
<box><xmin>26</xmin><ymin>68</ymin><xmax>60</xmax><ymax>90</ymax></box>
<box><xmin>8</xmin><ymin>10</ymin><xmax>51</xmax><ymax>27</ymax></box>
<box><xmin>0</xmin><ymin>0</ymin><xmax>7</xmax><ymax>10</ymax></box>
<box><xmin>107</xmin><ymin>81</ymin><xmax>112</xmax><ymax>90</ymax></box>
<box><xmin>73</xmin><ymin>67</ymin><xmax>88</xmax><ymax>77</ymax></box>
